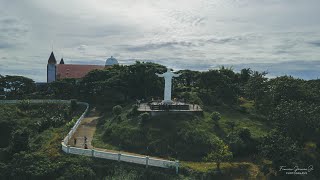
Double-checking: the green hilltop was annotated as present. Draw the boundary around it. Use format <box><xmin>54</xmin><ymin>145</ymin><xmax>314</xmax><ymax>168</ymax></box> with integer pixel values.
<box><xmin>0</xmin><ymin>62</ymin><xmax>319</xmax><ymax>179</ymax></box>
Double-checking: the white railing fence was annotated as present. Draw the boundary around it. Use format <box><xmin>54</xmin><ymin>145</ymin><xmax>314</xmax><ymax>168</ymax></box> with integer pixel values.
<box><xmin>59</xmin><ymin>101</ymin><xmax>180</xmax><ymax>173</ymax></box>
<box><xmin>0</xmin><ymin>99</ymin><xmax>179</xmax><ymax>173</ymax></box>
<box><xmin>61</xmin><ymin>144</ymin><xmax>179</xmax><ymax>173</ymax></box>
<box><xmin>62</xmin><ymin>101</ymin><xmax>89</xmax><ymax>144</ymax></box>
<box><xmin>0</xmin><ymin>99</ymin><xmax>71</xmax><ymax>104</ymax></box>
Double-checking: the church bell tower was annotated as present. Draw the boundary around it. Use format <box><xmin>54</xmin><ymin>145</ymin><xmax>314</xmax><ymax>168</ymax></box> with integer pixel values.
<box><xmin>47</xmin><ymin>51</ymin><xmax>57</xmax><ymax>83</ymax></box>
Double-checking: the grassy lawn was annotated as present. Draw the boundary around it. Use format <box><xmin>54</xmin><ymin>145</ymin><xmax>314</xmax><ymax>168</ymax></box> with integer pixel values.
<box><xmin>92</xmin><ymin>124</ymin><xmax>119</xmax><ymax>150</ymax></box>
<box><xmin>90</xmin><ymin>102</ymin><xmax>271</xmax><ymax>178</ymax></box>
<box><xmin>92</xmin><ymin>103</ymin><xmax>272</xmax><ymax>154</ymax></box>
<box><xmin>203</xmin><ymin>105</ymin><xmax>271</xmax><ymax>139</ymax></box>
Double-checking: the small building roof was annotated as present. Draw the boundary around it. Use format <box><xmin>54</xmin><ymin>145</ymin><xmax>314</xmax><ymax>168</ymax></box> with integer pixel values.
<box><xmin>56</xmin><ymin>64</ymin><xmax>106</xmax><ymax>79</ymax></box>
<box><xmin>48</xmin><ymin>52</ymin><xmax>57</xmax><ymax>64</ymax></box>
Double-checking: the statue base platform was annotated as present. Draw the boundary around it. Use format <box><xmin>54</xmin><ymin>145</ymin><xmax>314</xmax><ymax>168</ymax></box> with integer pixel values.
<box><xmin>161</xmin><ymin>100</ymin><xmax>173</xmax><ymax>105</ymax></box>
<box><xmin>137</xmin><ymin>102</ymin><xmax>203</xmax><ymax>116</ymax></box>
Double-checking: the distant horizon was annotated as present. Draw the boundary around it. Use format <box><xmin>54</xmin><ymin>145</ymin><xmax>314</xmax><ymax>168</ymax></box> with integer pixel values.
<box><xmin>1</xmin><ymin>58</ymin><xmax>319</xmax><ymax>82</ymax></box>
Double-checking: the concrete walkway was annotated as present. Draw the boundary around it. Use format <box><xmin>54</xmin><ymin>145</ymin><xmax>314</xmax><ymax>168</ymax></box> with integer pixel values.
<box><xmin>68</xmin><ymin>109</ymin><xmax>99</xmax><ymax>149</ymax></box>
<box><xmin>68</xmin><ymin>109</ymin><xmax>167</xmax><ymax>160</ymax></box>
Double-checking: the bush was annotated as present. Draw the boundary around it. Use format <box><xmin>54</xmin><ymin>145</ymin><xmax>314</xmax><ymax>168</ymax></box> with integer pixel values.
<box><xmin>131</xmin><ymin>104</ymin><xmax>139</xmax><ymax>115</ymax></box>
<box><xmin>66</xmin><ymin>116</ymin><xmax>80</xmax><ymax>129</ymax></box>
<box><xmin>238</xmin><ymin>128</ymin><xmax>251</xmax><ymax>141</ymax></box>
<box><xmin>18</xmin><ymin>99</ymin><xmax>31</xmax><ymax>111</ymax></box>
<box><xmin>102</xmin><ymin>123</ymin><xmax>145</xmax><ymax>150</ymax></box>
<box><xmin>211</xmin><ymin>111</ymin><xmax>221</xmax><ymax>121</ymax></box>
<box><xmin>10</xmin><ymin>129</ymin><xmax>30</xmax><ymax>153</ymax></box>
<box><xmin>127</xmin><ymin>104</ymin><xmax>139</xmax><ymax>117</ymax></box>
<box><xmin>112</xmin><ymin>105</ymin><xmax>122</xmax><ymax>116</ymax></box>
<box><xmin>139</xmin><ymin>112</ymin><xmax>150</xmax><ymax>126</ymax></box>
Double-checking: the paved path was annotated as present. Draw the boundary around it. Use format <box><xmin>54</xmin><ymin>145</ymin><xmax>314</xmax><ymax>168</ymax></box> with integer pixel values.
<box><xmin>68</xmin><ymin>109</ymin><xmax>99</xmax><ymax>149</ymax></box>
<box><xmin>68</xmin><ymin>109</ymin><xmax>167</xmax><ymax>160</ymax></box>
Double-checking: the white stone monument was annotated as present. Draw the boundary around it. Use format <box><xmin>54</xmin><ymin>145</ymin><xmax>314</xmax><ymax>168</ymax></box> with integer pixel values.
<box><xmin>156</xmin><ymin>69</ymin><xmax>181</xmax><ymax>104</ymax></box>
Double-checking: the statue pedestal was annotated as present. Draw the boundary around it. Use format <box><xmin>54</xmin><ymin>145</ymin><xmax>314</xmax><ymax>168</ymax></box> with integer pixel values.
<box><xmin>137</xmin><ymin>102</ymin><xmax>203</xmax><ymax>116</ymax></box>
<box><xmin>162</xmin><ymin>100</ymin><xmax>173</xmax><ymax>105</ymax></box>
<box><xmin>150</xmin><ymin>102</ymin><xmax>190</xmax><ymax>111</ymax></box>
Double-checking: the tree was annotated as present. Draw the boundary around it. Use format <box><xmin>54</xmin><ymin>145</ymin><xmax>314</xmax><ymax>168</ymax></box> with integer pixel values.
<box><xmin>61</xmin><ymin>164</ymin><xmax>95</xmax><ymax>179</ymax></box>
<box><xmin>78</xmin><ymin>62</ymin><xmax>166</xmax><ymax>106</ymax></box>
<box><xmin>112</xmin><ymin>105</ymin><xmax>122</xmax><ymax>116</ymax></box>
<box><xmin>139</xmin><ymin>112</ymin><xmax>150</xmax><ymax>127</ymax></box>
<box><xmin>304</xmin><ymin>79</ymin><xmax>320</xmax><ymax>104</ymax></box>
<box><xmin>259</xmin><ymin>130</ymin><xmax>301</xmax><ymax>169</ymax></box>
<box><xmin>205</xmin><ymin>139</ymin><xmax>232</xmax><ymax>172</ymax></box>
<box><xmin>0</xmin><ymin>75</ymin><xmax>36</xmax><ymax>99</ymax></box>
<box><xmin>211</xmin><ymin>111</ymin><xmax>221</xmax><ymax>121</ymax></box>
<box><xmin>229</xmin><ymin>128</ymin><xmax>256</xmax><ymax>156</ymax></box>
<box><xmin>10</xmin><ymin>129</ymin><xmax>30</xmax><ymax>153</ymax></box>
<box><xmin>198</xmin><ymin>69</ymin><xmax>239</xmax><ymax>105</ymax></box>
<box><xmin>240</xmin><ymin>68</ymin><xmax>252</xmax><ymax>84</ymax></box>
<box><xmin>245</xmin><ymin>71</ymin><xmax>269</xmax><ymax>112</ymax></box>
<box><xmin>198</xmin><ymin>70</ymin><xmax>221</xmax><ymax>93</ymax></box>
<box><xmin>238</xmin><ymin>128</ymin><xmax>251</xmax><ymax>142</ymax></box>
<box><xmin>269</xmin><ymin>76</ymin><xmax>306</xmax><ymax>105</ymax></box>
<box><xmin>226</xmin><ymin>121</ymin><xmax>236</xmax><ymax>135</ymax></box>
<box><xmin>126</xmin><ymin>62</ymin><xmax>166</xmax><ymax>99</ymax></box>
<box><xmin>49</xmin><ymin>78</ymin><xmax>79</xmax><ymax>99</ymax></box>
<box><xmin>129</xmin><ymin>104</ymin><xmax>139</xmax><ymax>116</ymax></box>
<box><xmin>176</xmin><ymin>70</ymin><xmax>200</xmax><ymax>87</ymax></box>
<box><xmin>270</xmin><ymin>100</ymin><xmax>320</xmax><ymax>143</ymax></box>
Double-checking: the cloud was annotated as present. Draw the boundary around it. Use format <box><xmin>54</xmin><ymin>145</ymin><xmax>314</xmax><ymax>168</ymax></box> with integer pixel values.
<box><xmin>0</xmin><ymin>42</ymin><xmax>14</xmax><ymax>49</ymax></box>
<box><xmin>310</xmin><ymin>41</ymin><xmax>320</xmax><ymax>47</ymax></box>
<box><xmin>0</xmin><ymin>15</ymin><xmax>29</xmax><ymax>51</ymax></box>
<box><xmin>124</xmin><ymin>41</ymin><xmax>196</xmax><ymax>52</ymax></box>
<box><xmin>76</xmin><ymin>44</ymin><xmax>88</xmax><ymax>52</ymax></box>
<box><xmin>0</xmin><ymin>0</ymin><xmax>320</xmax><ymax>81</ymax></box>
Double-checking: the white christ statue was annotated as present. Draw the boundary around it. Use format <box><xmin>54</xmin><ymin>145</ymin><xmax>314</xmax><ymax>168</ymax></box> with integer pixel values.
<box><xmin>156</xmin><ymin>69</ymin><xmax>181</xmax><ymax>104</ymax></box>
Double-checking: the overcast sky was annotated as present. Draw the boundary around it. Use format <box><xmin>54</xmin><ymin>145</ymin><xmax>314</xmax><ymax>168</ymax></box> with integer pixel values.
<box><xmin>0</xmin><ymin>0</ymin><xmax>319</xmax><ymax>81</ymax></box>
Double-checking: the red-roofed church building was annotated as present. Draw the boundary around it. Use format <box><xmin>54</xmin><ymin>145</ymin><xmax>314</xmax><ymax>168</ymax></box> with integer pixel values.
<box><xmin>47</xmin><ymin>51</ymin><xmax>118</xmax><ymax>83</ymax></box>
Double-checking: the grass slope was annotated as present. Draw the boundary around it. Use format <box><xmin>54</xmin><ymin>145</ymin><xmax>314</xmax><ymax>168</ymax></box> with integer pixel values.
<box><xmin>92</xmin><ymin>103</ymin><xmax>272</xmax><ymax>179</ymax></box>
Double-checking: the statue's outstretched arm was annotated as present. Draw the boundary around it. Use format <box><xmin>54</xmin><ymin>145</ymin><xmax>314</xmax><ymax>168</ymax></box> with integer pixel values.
<box><xmin>155</xmin><ymin>73</ymin><xmax>164</xmax><ymax>77</ymax></box>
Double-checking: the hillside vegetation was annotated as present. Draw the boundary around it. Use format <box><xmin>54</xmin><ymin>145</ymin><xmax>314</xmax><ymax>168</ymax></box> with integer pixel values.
<box><xmin>0</xmin><ymin>102</ymin><xmax>181</xmax><ymax>179</ymax></box>
<box><xmin>1</xmin><ymin>62</ymin><xmax>320</xmax><ymax>179</ymax></box>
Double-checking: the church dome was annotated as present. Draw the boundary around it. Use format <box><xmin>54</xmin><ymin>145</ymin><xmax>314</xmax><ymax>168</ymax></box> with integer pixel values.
<box><xmin>105</xmin><ymin>56</ymin><xmax>119</xmax><ymax>66</ymax></box>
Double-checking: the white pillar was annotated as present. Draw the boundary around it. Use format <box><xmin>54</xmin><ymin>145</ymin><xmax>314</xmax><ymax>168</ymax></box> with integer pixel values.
<box><xmin>175</xmin><ymin>160</ymin><xmax>179</xmax><ymax>174</ymax></box>
<box><xmin>146</xmin><ymin>156</ymin><xmax>149</xmax><ymax>168</ymax></box>
<box><xmin>118</xmin><ymin>153</ymin><xmax>121</xmax><ymax>162</ymax></box>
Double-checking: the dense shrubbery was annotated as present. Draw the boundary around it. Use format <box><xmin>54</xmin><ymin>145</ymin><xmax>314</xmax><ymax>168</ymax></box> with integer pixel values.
<box><xmin>100</xmin><ymin>110</ymin><xmax>229</xmax><ymax>161</ymax></box>
<box><xmin>0</xmin><ymin>103</ymin><xmax>84</xmax><ymax>155</ymax></box>
<box><xmin>112</xmin><ymin>105</ymin><xmax>122</xmax><ymax>116</ymax></box>
<box><xmin>1</xmin><ymin>103</ymin><xmax>180</xmax><ymax>180</ymax></box>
